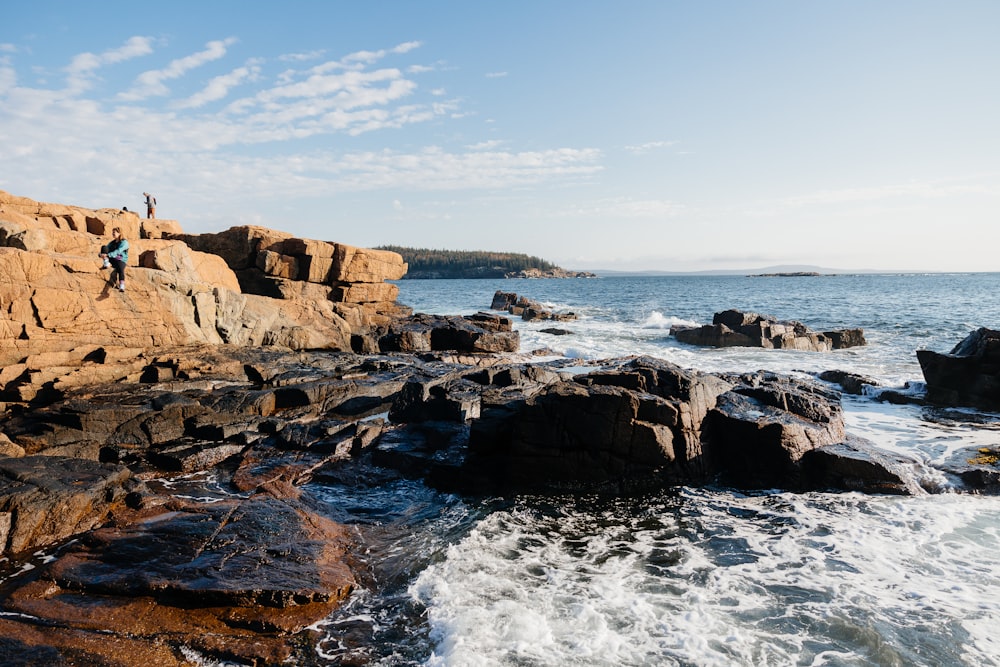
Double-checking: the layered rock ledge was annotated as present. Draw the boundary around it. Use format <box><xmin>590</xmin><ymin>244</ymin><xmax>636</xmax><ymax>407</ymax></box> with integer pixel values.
<box><xmin>0</xmin><ymin>190</ymin><xmax>409</xmax><ymax>363</ymax></box>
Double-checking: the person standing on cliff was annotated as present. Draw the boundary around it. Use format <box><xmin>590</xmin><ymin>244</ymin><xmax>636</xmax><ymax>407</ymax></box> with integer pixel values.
<box><xmin>104</xmin><ymin>227</ymin><xmax>129</xmax><ymax>292</ymax></box>
<box><xmin>143</xmin><ymin>192</ymin><xmax>156</xmax><ymax>219</ymax></box>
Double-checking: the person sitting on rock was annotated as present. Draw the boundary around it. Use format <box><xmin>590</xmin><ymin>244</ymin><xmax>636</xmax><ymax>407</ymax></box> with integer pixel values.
<box><xmin>104</xmin><ymin>227</ymin><xmax>129</xmax><ymax>292</ymax></box>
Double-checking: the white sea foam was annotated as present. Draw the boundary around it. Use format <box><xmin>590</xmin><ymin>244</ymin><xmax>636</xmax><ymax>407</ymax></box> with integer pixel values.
<box><xmin>411</xmin><ymin>491</ymin><xmax>1000</xmax><ymax>666</ymax></box>
<box><xmin>641</xmin><ymin>310</ymin><xmax>700</xmax><ymax>330</ymax></box>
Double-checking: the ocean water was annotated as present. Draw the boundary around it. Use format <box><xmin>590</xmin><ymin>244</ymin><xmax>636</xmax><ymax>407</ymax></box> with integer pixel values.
<box><xmin>313</xmin><ymin>274</ymin><xmax>1000</xmax><ymax>666</ymax></box>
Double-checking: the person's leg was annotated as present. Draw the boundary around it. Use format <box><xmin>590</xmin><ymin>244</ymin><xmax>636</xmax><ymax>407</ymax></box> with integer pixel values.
<box><xmin>111</xmin><ymin>260</ymin><xmax>126</xmax><ymax>290</ymax></box>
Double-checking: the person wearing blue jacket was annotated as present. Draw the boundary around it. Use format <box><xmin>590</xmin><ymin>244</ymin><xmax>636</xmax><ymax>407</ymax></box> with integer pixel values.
<box><xmin>102</xmin><ymin>227</ymin><xmax>129</xmax><ymax>292</ymax></box>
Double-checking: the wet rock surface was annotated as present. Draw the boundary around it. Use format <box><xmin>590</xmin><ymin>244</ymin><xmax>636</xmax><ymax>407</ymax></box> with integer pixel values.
<box><xmin>918</xmin><ymin>327</ymin><xmax>1000</xmax><ymax>411</ymax></box>
<box><xmin>490</xmin><ymin>289</ymin><xmax>578</xmax><ymax>322</ymax></box>
<box><xmin>671</xmin><ymin>309</ymin><xmax>866</xmax><ymax>352</ymax></box>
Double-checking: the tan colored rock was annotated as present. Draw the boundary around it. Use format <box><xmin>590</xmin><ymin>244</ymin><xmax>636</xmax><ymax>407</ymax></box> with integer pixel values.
<box><xmin>331</xmin><ymin>245</ymin><xmax>407</xmax><ymax>282</ymax></box>
<box><xmin>0</xmin><ymin>204</ymin><xmax>36</xmax><ymax>230</ymax></box>
<box><xmin>331</xmin><ymin>281</ymin><xmax>399</xmax><ymax>304</ymax></box>
<box><xmin>283</xmin><ymin>237</ymin><xmax>336</xmax><ymax>259</ymax></box>
<box><xmin>0</xmin><ymin>433</ymin><xmax>25</xmax><ymax>458</ymax></box>
<box><xmin>4</xmin><ymin>225</ymin><xmax>103</xmax><ymax>257</ymax></box>
<box><xmin>177</xmin><ymin>225</ymin><xmax>293</xmax><ymax>270</ymax></box>
<box><xmin>140</xmin><ymin>218</ymin><xmax>183</xmax><ymax>239</ymax></box>
<box><xmin>300</xmin><ymin>255</ymin><xmax>333</xmax><ymax>283</ymax></box>
<box><xmin>257</xmin><ymin>249</ymin><xmax>299</xmax><ymax>279</ymax></box>
<box><xmin>138</xmin><ymin>241</ymin><xmax>241</xmax><ymax>292</ymax></box>
<box><xmin>0</xmin><ymin>191</ymin><xmax>405</xmax><ymax>369</ymax></box>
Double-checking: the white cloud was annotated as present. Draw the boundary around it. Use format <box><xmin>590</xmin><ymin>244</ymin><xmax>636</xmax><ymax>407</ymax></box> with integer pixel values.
<box><xmin>176</xmin><ymin>64</ymin><xmax>260</xmax><ymax>109</ymax></box>
<box><xmin>392</xmin><ymin>41</ymin><xmax>422</xmax><ymax>54</ymax></box>
<box><xmin>0</xmin><ymin>44</ymin><xmax>17</xmax><ymax>54</ymax></box>
<box><xmin>466</xmin><ymin>140</ymin><xmax>506</xmax><ymax>150</ymax></box>
<box><xmin>65</xmin><ymin>36</ymin><xmax>154</xmax><ymax>93</ymax></box>
<box><xmin>278</xmin><ymin>49</ymin><xmax>325</xmax><ymax>62</ymax></box>
<box><xmin>0</xmin><ymin>36</ymin><xmax>607</xmax><ymax>238</ymax></box>
<box><xmin>0</xmin><ymin>58</ymin><xmax>15</xmax><ymax>94</ymax></box>
<box><xmin>485</xmin><ymin>71</ymin><xmax>508</xmax><ymax>78</ymax></box>
<box><xmin>624</xmin><ymin>140</ymin><xmax>677</xmax><ymax>154</ymax></box>
<box><xmin>343</xmin><ymin>42</ymin><xmax>422</xmax><ymax>67</ymax></box>
<box><xmin>120</xmin><ymin>37</ymin><xmax>236</xmax><ymax>101</ymax></box>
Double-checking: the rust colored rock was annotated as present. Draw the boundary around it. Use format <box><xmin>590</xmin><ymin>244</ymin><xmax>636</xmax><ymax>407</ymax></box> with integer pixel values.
<box><xmin>0</xmin><ymin>456</ymin><xmax>134</xmax><ymax>556</ymax></box>
<box><xmin>0</xmin><ymin>497</ymin><xmax>355</xmax><ymax>665</ymax></box>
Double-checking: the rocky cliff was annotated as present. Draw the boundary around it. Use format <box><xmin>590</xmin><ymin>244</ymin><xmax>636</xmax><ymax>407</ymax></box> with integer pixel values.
<box><xmin>0</xmin><ymin>189</ymin><xmax>409</xmax><ymax>367</ymax></box>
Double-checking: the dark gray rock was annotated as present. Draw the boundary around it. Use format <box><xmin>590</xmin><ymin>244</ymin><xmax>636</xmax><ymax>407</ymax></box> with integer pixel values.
<box><xmin>672</xmin><ymin>309</ymin><xmax>866</xmax><ymax>352</ymax></box>
<box><xmin>818</xmin><ymin>369</ymin><xmax>880</xmax><ymax>395</ymax></box>
<box><xmin>704</xmin><ymin>375</ymin><xmax>847</xmax><ymax>488</ymax></box>
<box><xmin>939</xmin><ymin>445</ymin><xmax>1000</xmax><ymax>493</ymax></box>
<box><xmin>917</xmin><ymin>328</ymin><xmax>1000</xmax><ymax>410</ymax></box>
<box><xmin>801</xmin><ymin>436</ymin><xmax>927</xmax><ymax>495</ymax></box>
<box><xmin>378</xmin><ymin>313</ymin><xmax>520</xmax><ymax>354</ymax></box>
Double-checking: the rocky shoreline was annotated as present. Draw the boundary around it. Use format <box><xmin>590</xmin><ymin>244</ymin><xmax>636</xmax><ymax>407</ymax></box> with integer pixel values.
<box><xmin>0</xmin><ymin>190</ymin><xmax>997</xmax><ymax>664</ymax></box>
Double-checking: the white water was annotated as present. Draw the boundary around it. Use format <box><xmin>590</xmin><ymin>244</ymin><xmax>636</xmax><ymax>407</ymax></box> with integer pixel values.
<box><xmin>413</xmin><ymin>491</ymin><xmax>1000</xmax><ymax>666</ymax></box>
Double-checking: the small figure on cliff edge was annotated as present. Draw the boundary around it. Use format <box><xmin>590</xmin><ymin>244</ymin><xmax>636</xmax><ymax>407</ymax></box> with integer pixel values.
<box><xmin>143</xmin><ymin>192</ymin><xmax>156</xmax><ymax>219</ymax></box>
<box><xmin>100</xmin><ymin>227</ymin><xmax>129</xmax><ymax>292</ymax></box>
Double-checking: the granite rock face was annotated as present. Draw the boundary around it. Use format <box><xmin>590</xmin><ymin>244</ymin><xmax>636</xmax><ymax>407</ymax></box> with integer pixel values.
<box><xmin>0</xmin><ymin>190</ymin><xmax>409</xmax><ymax>365</ymax></box>
<box><xmin>671</xmin><ymin>309</ymin><xmax>866</xmax><ymax>352</ymax></box>
<box><xmin>917</xmin><ymin>328</ymin><xmax>1000</xmax><ymax>410</ymax></box>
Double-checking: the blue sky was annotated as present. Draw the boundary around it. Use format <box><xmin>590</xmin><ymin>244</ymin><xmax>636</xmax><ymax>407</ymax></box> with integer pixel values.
<box><xmin>2</xmin><ymin>1</ymin><xmax>998</xmax><ymax>272</ymax></box>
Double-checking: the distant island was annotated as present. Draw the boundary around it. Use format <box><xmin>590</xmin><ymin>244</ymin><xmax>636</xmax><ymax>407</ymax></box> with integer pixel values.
<box><xmin>378</xmin><ymin>246</ymin><xmax>595</xmax><ymax>279</ymax></box>
<box><xmin>748</xmin><ymin>271</ymin><xmax>823</xmax><ymax>277</ymax></box>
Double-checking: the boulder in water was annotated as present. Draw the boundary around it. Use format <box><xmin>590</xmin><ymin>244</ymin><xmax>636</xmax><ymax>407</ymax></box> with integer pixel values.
<box><xmin>917</xmin><ymin>328</ymin><xmax>1000</xmax><ymax>411</ymax></box>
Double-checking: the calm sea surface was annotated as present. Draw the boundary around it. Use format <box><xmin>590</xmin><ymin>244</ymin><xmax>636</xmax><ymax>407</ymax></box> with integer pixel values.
<box><xmin>309</xmin><ymin>273</ymin><xmax>1000</xmax><ymax>666</ymax></box>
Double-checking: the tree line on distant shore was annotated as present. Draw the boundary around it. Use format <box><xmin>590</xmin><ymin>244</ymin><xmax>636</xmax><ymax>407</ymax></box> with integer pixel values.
<box><xmin>377</xmin><ymin>246</ymin><xmax>559</xmax><ymax>279</ymax></box>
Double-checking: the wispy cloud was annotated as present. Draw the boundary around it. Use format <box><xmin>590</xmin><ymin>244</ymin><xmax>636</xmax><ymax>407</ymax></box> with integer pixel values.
<box><xmin>624</xmin><ymin>140</ymin><xmax>677</xmax><ymax>154</ymax></box>
<box><xmin>175</xmin><ymin>64</ymin><xmax>260</xmax><ymax>109</ymax></box>
<box><xmin>485</xmin><ymin>71</ymin><xmax>508</xmax><ymax>78</ymax></box>
<box><xmin>0</xmin><ymin>36</ymin><xmax>607</xmax><ymax>233</ymax></box>
<box><xmin>0</xmin><ymin>58</ymin><xmax>15</xmax><ymax>94</ymax></box>
<box><xmin>466</xmin><ymin>140</ymin><xmax>506</xmax><ymax>150</ymax></box>
<box><xmin>65</xmin><ymin>36</ymin><xmax>154</xmax><ymax>93</ymax></box>
<box><xmin>120</xmin><ymin>37</ymin><xmax>236</xmax><ymax>101</ymax></box>
<box><xmin>278</xmin><ymin>49</ymin><xmax>325</xmax><ymax>62</ymax></box>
